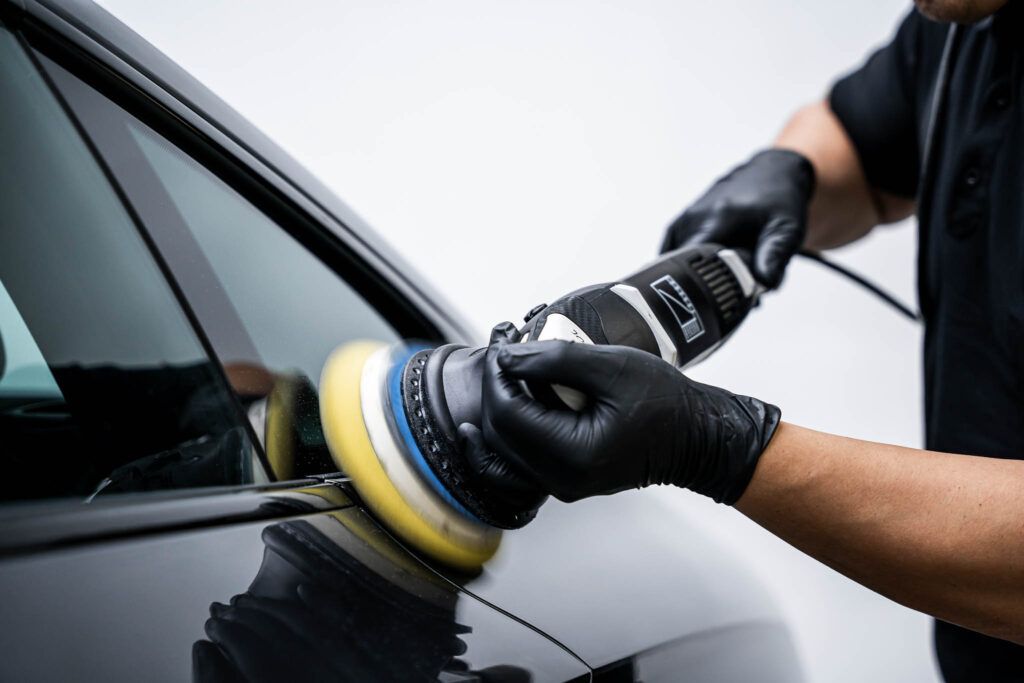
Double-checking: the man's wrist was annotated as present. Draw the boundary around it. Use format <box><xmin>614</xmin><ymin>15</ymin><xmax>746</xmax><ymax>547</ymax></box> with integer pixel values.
<box><xmin>763</xmin><ymin>148</ymin><xmax>817</xmax><ymax>201</ymax></box>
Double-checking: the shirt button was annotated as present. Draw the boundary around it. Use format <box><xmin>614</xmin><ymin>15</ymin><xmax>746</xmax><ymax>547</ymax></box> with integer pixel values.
<box><xmin>962</xmin><ymin>167</ymin><xmax>981</xmax><ymax>189</ymax></box>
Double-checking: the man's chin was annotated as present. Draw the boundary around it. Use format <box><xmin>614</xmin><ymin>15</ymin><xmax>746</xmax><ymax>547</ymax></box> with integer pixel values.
<box><xmin>914</xmin><ymin>0</ymin><xmax>1008</xmax><ymax>24</ymax></box>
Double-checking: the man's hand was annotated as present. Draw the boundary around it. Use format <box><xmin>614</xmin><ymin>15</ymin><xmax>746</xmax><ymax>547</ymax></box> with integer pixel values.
<box><xmin>476</xmin><ymin>324</ymin><xmax>782</xmax><ymax>505</ymax></box>
<box><xmin>459</xmin><ymin>323</ymin><xmax>548</xmax><ymax>524</ymax></box>
<box><xmin>660</xmin><ymin>149</ymin><xmax>815</xmax><ymax>289</ymax></box>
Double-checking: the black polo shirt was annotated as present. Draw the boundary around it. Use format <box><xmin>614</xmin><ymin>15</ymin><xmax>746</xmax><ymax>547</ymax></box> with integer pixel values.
<box><xmin>829</xmin><ymin>5</ymin><xmax>1024</xmax><ymax>681</ymax></box>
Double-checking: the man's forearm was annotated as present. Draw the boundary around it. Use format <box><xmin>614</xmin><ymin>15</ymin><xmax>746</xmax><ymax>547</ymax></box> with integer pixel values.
<box><xmin>774</xmin><ymin>100</ymin><xmax>915</xmax><ymax>250</ymax></box>
<box><xmin>736</xmin><ymin>423</ymin><xmax>1024</xmax><ymax>645</ymax></box>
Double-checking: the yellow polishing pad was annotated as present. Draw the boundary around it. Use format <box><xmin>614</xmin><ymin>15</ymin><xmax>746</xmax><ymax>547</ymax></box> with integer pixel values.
<box><xmin>265</xmin><ymin>374</ymin><xmax>299</xmax><ymax>481</ymax></box>
<box><xmin>319</xmin><ymin>341</ymin><xmax>500</xmax><ymax>570</ymax></box>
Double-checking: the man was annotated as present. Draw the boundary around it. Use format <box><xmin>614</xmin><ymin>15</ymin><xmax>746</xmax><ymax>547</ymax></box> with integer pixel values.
<box><xmin>464</xmin><ymin>1</ymin><xmax>1024</xmax><ymax>680</ymax></box>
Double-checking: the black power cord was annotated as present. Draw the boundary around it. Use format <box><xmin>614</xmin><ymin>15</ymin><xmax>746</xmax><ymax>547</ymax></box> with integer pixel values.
<box><xmin>796</xmin><ymin>249</ymin><xmax>921</xmax><ymax>322</ymax></box>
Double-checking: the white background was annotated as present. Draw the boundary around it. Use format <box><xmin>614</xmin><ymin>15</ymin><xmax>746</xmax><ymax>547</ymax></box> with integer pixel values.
<box><xmin>96</xmin><ymin>1</ymin><xmax>937</xmax><ymax>680</ymax></box>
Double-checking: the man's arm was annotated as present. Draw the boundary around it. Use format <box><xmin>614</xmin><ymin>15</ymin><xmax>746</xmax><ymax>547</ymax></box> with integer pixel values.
<box><xmin>662</xmin><ymin>10</ymin><xmax>928</xmax><ymax>278</ymax></box>
<box><xmin>774</xmin><ymin>100</ymin><xmax>915</xmax><ymax>250</ymax></box>
<box><xmin>737</xmin><ymin>423</ymin><xmax>1024</xmax><ymax>645</ymax></box>
<box><xmin>659</xmin><ymin>98</ymin><xmax>916</xmax><ymax>288</ymax></box>
<box><xmin>478</xmin><ymin>335</ymin><xmax>1024</xmax><ymax>646</ymax></box>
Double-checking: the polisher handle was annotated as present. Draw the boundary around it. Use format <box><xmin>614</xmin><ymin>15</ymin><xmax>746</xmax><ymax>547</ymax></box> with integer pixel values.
<box><xmin>519</xmin><ymin>313</ymin><xmax>594</xmax><ymax>410</ymax></box>
<box><xmin>518</xmin><ymin>244</ymin><xmax>759</xmax><ymax>410</ymax></box>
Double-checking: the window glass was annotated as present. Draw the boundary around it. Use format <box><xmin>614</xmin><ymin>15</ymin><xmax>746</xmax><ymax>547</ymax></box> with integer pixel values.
<box><xmin>43</xmin><ymin>56</ymin><xmax>403</xmax><ymax>482</ymax></box>
<box><xmin>128</xmin><ymin>125</ymin><xmax>400</xmax><ymax>383</ymax></box>
<box><xmin>0</xmin><ymin>27</ymin><xmax>263</xmax><ymax>504</ymax></box>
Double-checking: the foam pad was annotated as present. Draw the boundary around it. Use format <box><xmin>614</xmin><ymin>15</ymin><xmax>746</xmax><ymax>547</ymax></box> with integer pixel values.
<box><xmin>319</xmin><ymin>341</ymin><xmax>500</xmax><ymax>570</ymax></box>
<box><xmin>265</xmin><ymin>375</ymin><xmax>298</xmax><ymax>481</ymax></box>
<box><xmin>400</xmin><ymin>346</ymin><xmax>536</xmax><ymax>529</ymax></box>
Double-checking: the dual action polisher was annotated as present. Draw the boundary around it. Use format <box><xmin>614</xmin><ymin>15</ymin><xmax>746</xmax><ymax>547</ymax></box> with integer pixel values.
<box><xmin>319</xmin><ymin>244</ymin><xmax>761</xmax><ymax>570</ymax></box>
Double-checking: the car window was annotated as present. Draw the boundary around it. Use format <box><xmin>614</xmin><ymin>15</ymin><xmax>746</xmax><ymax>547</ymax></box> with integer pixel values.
<box><xmin>41</xmin><ymin>56</ymin><xmax>404</xmax><ymax>482</ymax></box>
<box><xmin>0</xmin><ymin>26</ymin><xmax>265</xmax><ymax>504</ymax></box>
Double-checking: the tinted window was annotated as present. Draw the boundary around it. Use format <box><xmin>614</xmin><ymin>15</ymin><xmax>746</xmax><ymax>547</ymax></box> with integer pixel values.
<box><xmin>0</xmin><ymin>27</ymin><xmax>263</xmax><ymax>503</ymax></box>
<box><xmin>44</xmin><ymin>56</ymin><xmax>403</xmax><ymax>481</ymax></box>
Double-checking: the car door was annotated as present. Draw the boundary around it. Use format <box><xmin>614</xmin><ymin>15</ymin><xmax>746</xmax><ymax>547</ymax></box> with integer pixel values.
<box><xmin>2</xmin><ymin>3</ymin><xmax>809</xmax><ymax>680</ymax></box>
<box><xmin>0</xmin><ymin>17</ymin><xmax>590</xmax><ymax>681</ymax></box>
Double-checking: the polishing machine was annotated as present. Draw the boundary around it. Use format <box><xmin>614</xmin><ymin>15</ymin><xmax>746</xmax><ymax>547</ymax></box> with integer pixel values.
<box><xmin>318</xmin><ymin>244</ymin><xmax>760</xmax><ymax>569</ymax></box>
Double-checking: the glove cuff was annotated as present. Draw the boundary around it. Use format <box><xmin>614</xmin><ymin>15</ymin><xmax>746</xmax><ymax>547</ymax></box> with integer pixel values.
<box><xmin>758</xmin><ymin>148</ymin><xmax>817</xmax><ymax>202</ymax></box>
<box><xmin>673</xmin><ymin>392</ymin><xmax>781</xmax><ymax>505</ymax></box>
<box><xmin>714</xmin><ymin>396</ymin><xmax>781</xmax><ymax>505</ymax></box>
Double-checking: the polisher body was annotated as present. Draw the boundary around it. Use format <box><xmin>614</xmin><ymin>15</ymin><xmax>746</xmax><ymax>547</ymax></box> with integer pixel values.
<box><xmin>517</xmin><ymin>244</ymin><xmax>758</xmax><ymax>409</ymax></box>
<box><xmin>319</xmin><ymin>244</ymin><xmax>760</xmax><ymax>568</ymax></box>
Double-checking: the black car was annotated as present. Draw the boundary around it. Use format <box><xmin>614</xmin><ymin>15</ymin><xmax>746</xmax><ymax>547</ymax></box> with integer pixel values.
<box><xmin>0</xmin><ymin>1</ymin><xmax>804</xmax><ymax>680</ymax></box>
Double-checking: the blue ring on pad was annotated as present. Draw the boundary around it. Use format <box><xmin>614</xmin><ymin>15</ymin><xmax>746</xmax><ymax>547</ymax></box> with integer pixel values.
<box><xmin>385</xmin><ymin>344</ymin><xmax>483</xmax><ymax>524</ymax></box>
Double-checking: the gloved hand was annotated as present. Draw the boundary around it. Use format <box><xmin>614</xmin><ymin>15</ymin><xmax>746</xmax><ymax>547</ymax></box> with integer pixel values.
<box><xmin>458</xmin><ymin>323</ymin><xmax>548</xmax><ymax>526</ymax></box>
<box><xmin>660</xmin><ymin>148</ymin><xmax>815</xmax><ymax>289</ymax></box>
<box><xmin>478</xmin><ymin>327</ymin><xmax>781</xmax><ymax>505</ymax></box>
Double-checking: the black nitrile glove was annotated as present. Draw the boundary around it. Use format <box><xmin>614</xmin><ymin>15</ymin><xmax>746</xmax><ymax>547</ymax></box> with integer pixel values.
<box><xmin>459</xmin><ymin>323</ymin><xmax>548</xmax><ymax>524</ymax></box>
<box><xmin>660</xmin><ymin>148</ymin><xmax>815</xmax><ymax>289</ymax></box>
<box><xmin>479</xmin><ymin>329</ymin><xmax>781</xmax><ymax>505</ymax></box>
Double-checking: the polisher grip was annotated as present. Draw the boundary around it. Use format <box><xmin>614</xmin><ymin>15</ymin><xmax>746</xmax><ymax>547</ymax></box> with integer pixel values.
<box><xmin>516</xmin><ymin>244</ymin><xmax>758</xmax><ymax>410</ymax></box>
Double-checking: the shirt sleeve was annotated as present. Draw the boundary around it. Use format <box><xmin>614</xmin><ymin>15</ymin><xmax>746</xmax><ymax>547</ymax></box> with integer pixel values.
<box><xmin>828</xmin><ymin>10</ymin><xmax>927</xmax><ymax>199</ymax></box>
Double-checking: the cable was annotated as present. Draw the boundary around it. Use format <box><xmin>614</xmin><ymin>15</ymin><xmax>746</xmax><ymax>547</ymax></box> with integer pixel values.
<box><xmin>796</xmin><ymin>249</ymin><xmax>921</xmax><ymax>322</ymax></box>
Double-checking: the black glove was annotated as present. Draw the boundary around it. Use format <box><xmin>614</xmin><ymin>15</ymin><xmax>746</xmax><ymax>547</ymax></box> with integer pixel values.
<box><xmin>459</xmin><ymin>323</ymin><xmax>548</xmax><ymax>524</ymax></box>
<box><xmin>479</xmin><ymin>330</ymin><xmax>781</xmax><ymax>505</ymax></box>
<box><xmin>660</xmin><ymin>148</ymin><xmax>815</xmax><ymax>289</ymax></box>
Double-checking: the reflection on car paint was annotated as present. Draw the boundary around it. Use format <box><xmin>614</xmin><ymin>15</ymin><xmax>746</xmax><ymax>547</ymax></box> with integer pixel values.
<box><xmin>194</xmin><ymin>508</ymin><xmax>561</xmax><ymax>682</ymax></box>
<box><xmin>0</xmin><ymin>496</ymin><xmax>589</xmax><ymax>682</ymax></box>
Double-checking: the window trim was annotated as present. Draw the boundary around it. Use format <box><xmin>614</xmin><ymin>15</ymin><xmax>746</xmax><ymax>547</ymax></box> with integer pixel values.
<box><xmin>18</xmin><ymin>9</ymin><xmax>455</xmax><ymax>345</ymax></box>
<box><xmin>15</xmin><ymin>31</ymin><xmax>272</xmax><ymax>482</ymax></box>
<box><xmin>0</xmin><ymin>478</ymin><xmax>354</xmax><ymax>559</ymax></box>
<box><xmin>36</xmin><ymin>45</ymin><xmax>433</xmax><ymax>485</ymax></box>
<box><xmin>53</xmin><ymin>69</ymin><xmax>415</xmax><ymax>485</ymax></box>
<box><xmin>0</xmin><ymin>9</ymin><xmax>453</xmax><ymax>547</ymax></box>
<box><xmin>42</xmin><ymin>59</ymin><xmax>269</xmax><ymax>383</ymax></box>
